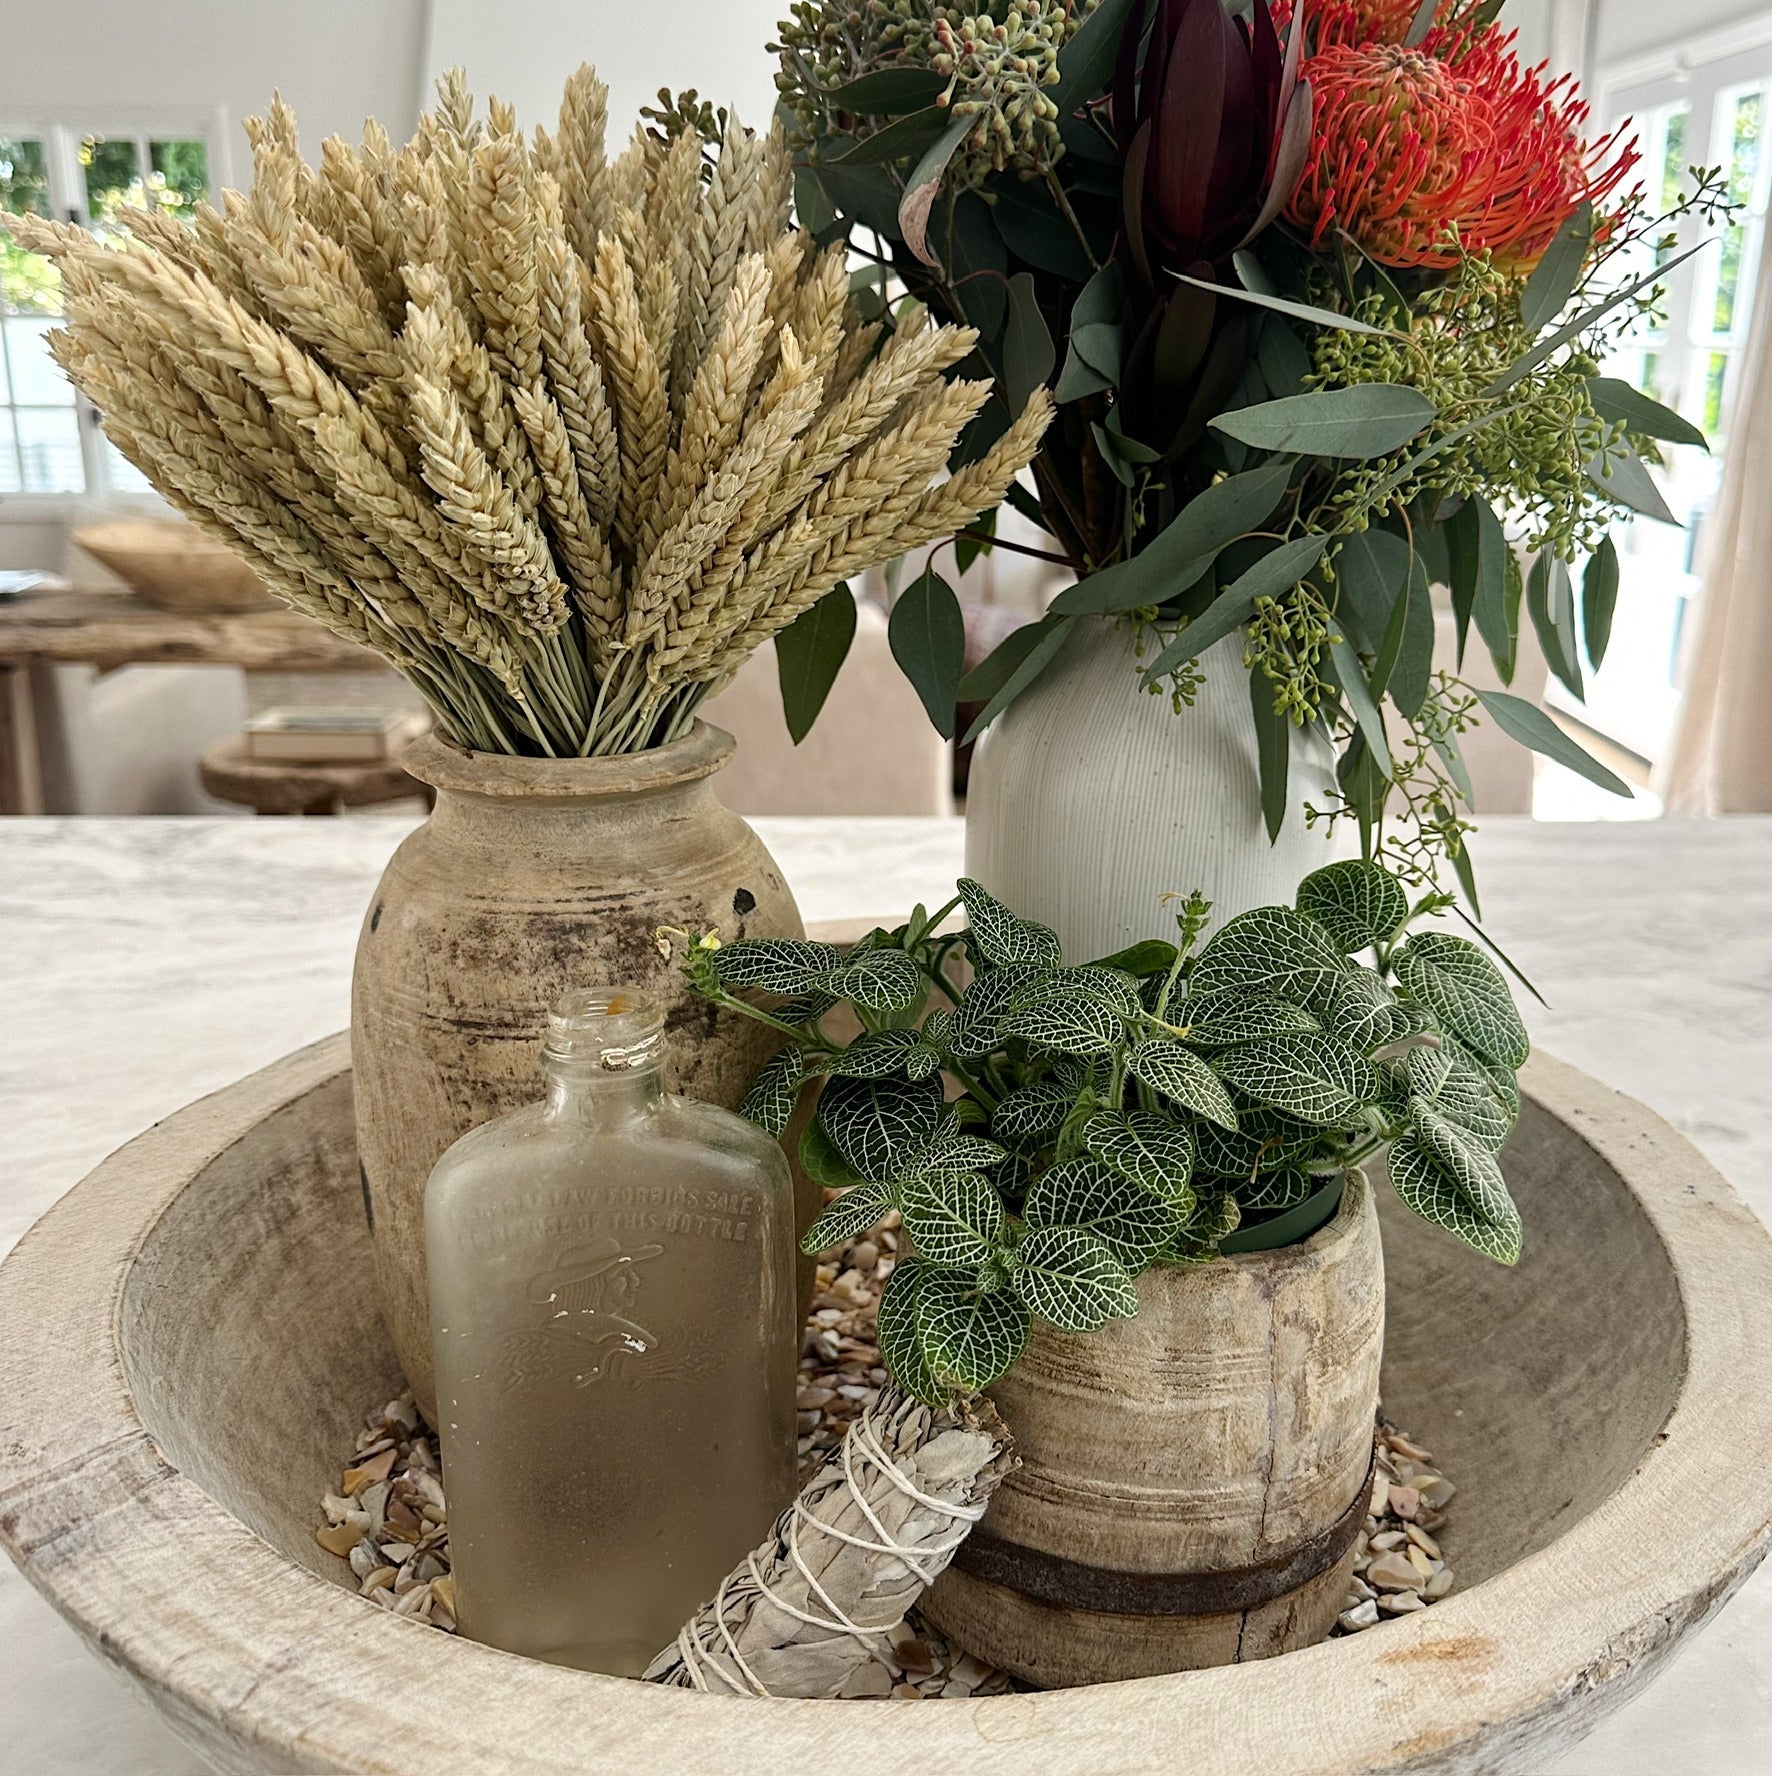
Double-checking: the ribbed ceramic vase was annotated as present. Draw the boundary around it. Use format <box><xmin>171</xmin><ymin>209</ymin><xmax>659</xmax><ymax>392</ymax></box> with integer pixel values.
<box><xmin>965</xmin><ymin>619</ymin><xmax>1343</xmax><ymax>959</ymax></box>
<box><xmin>352</xmin><ymin>723</ymin><xmax>805</xmax><ymax>1423</ymax></box>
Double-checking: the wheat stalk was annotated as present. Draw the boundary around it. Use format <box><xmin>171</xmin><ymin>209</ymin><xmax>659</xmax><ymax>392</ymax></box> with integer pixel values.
<box><xmin>5</xmin><ymin>66</ymin><xmax>1049</xmax><ymax>756</ymax></box>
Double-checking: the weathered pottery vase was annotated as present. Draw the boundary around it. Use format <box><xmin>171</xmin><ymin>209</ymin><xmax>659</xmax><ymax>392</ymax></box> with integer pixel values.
<box><xmin>966</xmin><ymin>619</ymin><xmax>1343</xmax><ymax>960</ymax></box>
<box><xmin>352</xmin><ymin>723</ymin><xmax>803</xmax><ymax>1423</ymax></box>
<box><xmin>925</xmin><ymin>1170</ymin><xmax>1384</xmax><ymax>1685</ymax></box>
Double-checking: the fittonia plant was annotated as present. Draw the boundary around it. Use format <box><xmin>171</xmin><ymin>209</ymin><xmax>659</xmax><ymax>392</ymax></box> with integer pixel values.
<box><xmin>679</xmin><ymin>860</ymin><xmax>1527</xmax><ymax>1404</ymax></box>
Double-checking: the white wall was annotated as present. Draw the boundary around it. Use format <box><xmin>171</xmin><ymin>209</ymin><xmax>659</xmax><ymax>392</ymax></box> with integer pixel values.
<box><xmin>0</xmin><ymin>0</ymin><xmax>429</xmax><ymax>178</ymax></box>
<box><xmin>421</xmin><ymin>0</ymin><xmax>785</xmax><ymax>147</ymax></box>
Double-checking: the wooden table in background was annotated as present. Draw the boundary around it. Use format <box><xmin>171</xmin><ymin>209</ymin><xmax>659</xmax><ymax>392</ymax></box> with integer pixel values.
<box><xmin>0</xmin><ymin>587</ymin><xmax>381</xmax><ymax>814</ymax></box>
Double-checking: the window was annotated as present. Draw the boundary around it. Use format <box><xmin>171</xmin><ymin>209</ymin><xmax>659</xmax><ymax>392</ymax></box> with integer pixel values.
<box><xmin>1539</xmin><ymin>29</ymin><xmax>1772</xmax><ymax>782</ymax></box>
<box><xmin>0</xmin><ymin>121</ymin><xmax>218</xmax><ymax>497</ymax></box>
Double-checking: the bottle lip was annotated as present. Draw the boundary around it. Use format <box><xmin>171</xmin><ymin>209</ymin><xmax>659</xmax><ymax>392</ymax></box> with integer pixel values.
<box><xmin>544</xmin><ymin>988</ymin><xmax>666</xmax><ymax>1070</ymax></box>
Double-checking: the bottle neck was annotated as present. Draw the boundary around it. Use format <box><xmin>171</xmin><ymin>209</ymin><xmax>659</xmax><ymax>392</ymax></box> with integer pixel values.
<box><xmin>543</xmin><ymin>1057</ymin><xmax>664</xmax><ymax>1125</ymax></box>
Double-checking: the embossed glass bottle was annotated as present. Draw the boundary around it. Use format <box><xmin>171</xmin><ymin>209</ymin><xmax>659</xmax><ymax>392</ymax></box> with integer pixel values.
<box><xmin>426</xmin><ymin>988</ymin><xmax>798</xmax><ymax>1675</ymax></box>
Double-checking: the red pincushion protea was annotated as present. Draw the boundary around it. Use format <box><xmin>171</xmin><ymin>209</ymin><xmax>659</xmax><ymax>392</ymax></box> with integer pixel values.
<box><xmin>1285</xmin><ymin>30</ymin><xmax>1638</xmax><ymax>270</ymax></box>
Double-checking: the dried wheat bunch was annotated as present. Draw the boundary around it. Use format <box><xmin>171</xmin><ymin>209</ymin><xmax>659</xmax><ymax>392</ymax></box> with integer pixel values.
<box><xmin>7</xmin><ymin>68</ymin><xmax>1050</xmax><ymax>756</ymax></box>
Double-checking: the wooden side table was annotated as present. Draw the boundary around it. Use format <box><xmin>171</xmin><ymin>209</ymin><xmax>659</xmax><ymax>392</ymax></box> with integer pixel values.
<box><xmin>199</xmin><ymin>736</ymin><xmax>429</xmax><ymax>816</ymax></box>
<box><xmin>0</xmin><ymin>588</ymin><xmax>381</xmax><ymax>814</ymax></box>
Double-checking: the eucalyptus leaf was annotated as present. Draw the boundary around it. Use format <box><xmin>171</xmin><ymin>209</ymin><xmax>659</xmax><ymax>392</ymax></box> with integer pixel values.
<box><xmin>1583</xmin><ymin>536</ymin><xmax>1620</xmax><ymax>669</ymax></box>
<box><xmin>960</xmin><ymin>614</ymin><xmax>1075</xmax><ymax>743</ymax></box>
<box><xmin>1139</xmin><ymin>535</ymin><xmax>1331</xmax><ymax>681</ymax></box>
<box><xmin>1586</xmin><ymin>377</ymin><xmax>1708</xmax><ymax>450</ymax></box>
<box><xmin>832</xmin><ymin>107</ymin><xmax>952</xmax><ymax>165</ymax></box>
<box><xmin>1586</xmin><ymin>445</ymin><xmax>1679</xmax><ymax>525</ymax></box>
<box><xmin>1473</xmin><ymin>688</ymin><xmax>1633</xmax><ymax>798</ymax></box>
<box><xmin>889</xmin><ymin>565</ymin><xmax>966</xmax><ymax>738</ymax></box>
<box><xmin>1004</xmin><ymin>272</ymin><xmax>1057</xmax><ymax>411</ymax></box>
<box><xmin>1178</xmin><ymin>271</ymin><xmax>1385</xmax><ymax>335</ymax></box>
<box><xmin>827</xmin><ymin>68</ymin><xmax>949</xmax><ymax>114</ymax></box>
<box><xmin>899</xmin><ymin>116</ymin><xmax>973</xmax><ymax>266</ymax></box>
<box><xmin>1210</xmin><ymin>384</ymin><xmax>1435</xmax><ymax>458</ymax></box>
<box><xmin>1052</xmin><ymin>460</ymin><xmax>1294</xmax><ymax>616</ymax></box>
<box><xmin>775</xmin><ymin>584</ymin><xmax>857</xmax><ymax>742</ymax></box>
<box><xmin>1052</xmin><ymin>0</ymin><xmax>1142</xmax><ymax>114</ymax></box>
<box><xmin>1520</xmin><ymin>201</ymin><xmax>1592</xmax><ymax>333</ymax></box>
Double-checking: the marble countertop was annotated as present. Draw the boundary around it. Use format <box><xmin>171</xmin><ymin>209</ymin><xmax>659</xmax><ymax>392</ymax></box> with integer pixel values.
<box><xmin>2</xmin><ymin>813</ymin><xmax>1769</xmax><ymax>1774</ymax></box>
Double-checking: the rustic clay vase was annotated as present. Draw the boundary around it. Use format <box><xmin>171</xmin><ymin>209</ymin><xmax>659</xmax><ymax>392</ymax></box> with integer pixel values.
<box><xmin>924</xmin><ymin>1170</ymin><xmax>1384</xmax><ymax>1685</ymax></box>
<box><xmin>352</xmin><ymin>723</ymin><xmax>804</xmax><ymax>1423</ymax></box>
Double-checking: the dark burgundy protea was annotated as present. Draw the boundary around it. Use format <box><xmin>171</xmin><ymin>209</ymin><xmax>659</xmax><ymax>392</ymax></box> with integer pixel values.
<box><xmin>1116</xmin><ymin>0</ymin><xmax>1312</xmax><ymax>285</ymax></box>
<box><xmin>1112</xmin><ymin>0</ymin><xmax>1313</xmax><ymax>453</ymax></box>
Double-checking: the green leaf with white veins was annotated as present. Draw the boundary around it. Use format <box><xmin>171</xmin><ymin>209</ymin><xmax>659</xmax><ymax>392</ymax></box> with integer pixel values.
<box><xmin>951</xmin><ymin>965</ymin><xmax>1041</xmax><ymax>1057</ymax></box>
<box><xmin>993</xmin><ymin>1078</ymin><xmax>1079</xmax><ymax>1144</ymax></box>
<box><xmin>801</xmin><ymin>1178</ymin><xmax>897</xmax><ymax>1254</ymax></box>
<box><xmin>1388</xmin><ymin>1131</ymin><xmax>1522</xmax><ymax>1264</ymax></box>
<box><xmin>1025</xmin><ymin>1157</ymin><xmax>1179</xmax><ymax>1267</ymax></box>
<box><xmin>1010</xmin><ymin>1225</ymin><xmax>1140</xmax><ymax>1330</ymax></box>
<box><xmin>1013</xmin><ymin>965</ymin><xmax>1143</xmax><ymax>1019</ymax></box>
<box><xmin>1410</xmin><ymin>1097</ymin><xmax>1517</xmax><ymax>1224</ymax></box>
<box><xmin>1176</xmin><ymin>993</ymin><xmax>1320</xmax><ymax>1048</ymax></box>
<box><xmin>1083</xmin><ymin>1111</ymin><xmax>1197</xmax><ymax>1207</ymax></box>
<box><xmin>1311</xmin><ymin>967</ymin><xmax>1402</xmax><ymax>1054</ymax></box>
<box><xmin>875</xmin><ymin>1260</ymin><xmax>944</xmax><ymax>1402</ymax></box>
<box><xmin>1238</xmin><ymin>1167</ymin><xmax>1315</xmax><ymax>1213</ymax></box>
<box><xmin>1296</xmin><ymin>859</ymin><xmax>1409</xmax><ymax>953</ymax></box>
<box><xmin>819</xmin><ymin>1029</ymin><xmax>923</xmax><ymax>1080</ymax></box>
<box><xmin>818</xmin><ymin>1072</ymin><xmax>947</xmax><ymax>1181</ymax></box>
<box><xmin>914</xmin><ymin>1268</ymin><xmax>1032</xmax><ymax>1389</ymax></box>
<box><xmin>1215</xmin><ymin>1032</ymin><xmax>1378</xmax><ymax>1125</ymax></box>
<box><xmin>1189</xmin><ymin>905</ymin><xmax>1349</xmax><ymax>1002</ymax></box>
<box><xmin>1402</xmin><ymin>1045</ymin><xmax>1513</xmax><ymax>1150</ymax></box>
<box><xmin>739</xmin><ymin>1045</ymin><xmax>805</xmax><ymax>1136</ymax></box>
<box><xmin>1127</xmin><ymin>1039</ymin><xmax>1240</xmax><ymax>1129</ymax></box>
<box><xmin>958</xmin><ymin>877</ymin><xmax>1063</xmax><ymax>969</ymax></box>
<box><xmin>899</xmin><ymin>1172</ymin><xmax>1003</xmax><ymax>1266</ymax></box>
<box><xmin>900</xmin><ymin>1116</ymin><xmax>1008</xmax><ymax>1179</ymax></box>
<box><xmin>712</xmin><ymin>938</ymin><xmax>844</xmax><ymax>993</ymax></box>
<box><xmin>814</xmin><ymin>945</ymin><xmax>921</xmax><ymax>1012</ymax></box>
<box><xmin>1391</xmin><ymin>931</ymin><xmax>1531</xmax><ymax>1069</ymax></box>
<box><xmin>1001</xmin><ymin>990</ymin><xmax>1127</xmax><ymax>1057</ymax></box>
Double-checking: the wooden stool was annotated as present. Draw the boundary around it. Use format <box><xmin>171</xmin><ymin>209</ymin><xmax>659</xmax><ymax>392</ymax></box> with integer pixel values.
<box><xmin>200</xmin><ymin>734</ymin><xmax>429</xmax><ymax>815</ymax></box>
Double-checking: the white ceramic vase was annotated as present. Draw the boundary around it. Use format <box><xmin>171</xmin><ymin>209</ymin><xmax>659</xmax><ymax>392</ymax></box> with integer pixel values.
<box><xmin>965</xmin><ymin>618</ymin><xmax>1343</xmax><ymax>960</ymax></box>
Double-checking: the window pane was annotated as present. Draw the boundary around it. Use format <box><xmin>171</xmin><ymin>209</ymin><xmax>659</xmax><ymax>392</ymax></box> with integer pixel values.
<box><xmin>104</xmin><ymin>437</ymin><xmax>153</xmax><ymax>493</ymax></box>
<box><xmin>1</xmin><ymin>137</ymin><xmax>60</xmax><ymax>318</ymax></box>
<box><xmin>1712</xmin><ymin>91</ymin><xmax>1763</xmax><ymax>337</ymax></box>
<box><xmin>0</xmin><ymin>435</ymin><xmax>21</xmax><ymax>492</ymax></box>
<box><xmin>13</xmin><ymin>404</ymin><xmax>83</xmax><ymax>491</ymax></box>
<box><xmin>82</xmin><ymin>136</ymin><xmax>143</xmax><ymax>230</ymax></box>
<box><xmin>3</xmin><ymin>314</ymin><xmax>73</xmax><ymax>403</ymax></box>
<box><xmin>1660</xmin><ymin>105</ymin><xmax>1689</xmax><ymax>212</ymax></box>
<box><xmin>148</xmin><ymin>139</ymin><xmax>207</xmax><ymax>218</ymax></box>
<box><xmin>1705</xmin><ymin>351</ymin><xmax>1729</xmax><ymax>431</ymax></box>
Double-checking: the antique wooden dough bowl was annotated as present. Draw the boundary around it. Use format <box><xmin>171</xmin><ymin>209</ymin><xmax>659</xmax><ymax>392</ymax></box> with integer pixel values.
<box><xmin>3</xmin><ymin>1037</ymin><xmax>1772</xmax><ymax>1775</ymax></box>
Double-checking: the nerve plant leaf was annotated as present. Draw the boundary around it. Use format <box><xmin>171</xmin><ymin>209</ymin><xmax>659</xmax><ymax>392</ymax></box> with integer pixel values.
<box><xmin>801</xmin><ymin>1178</ymin><xmax>897</xmax><ymax>1255</ymax></box>
<box><xmin>1391</xmin><ymin>930</ymin><xmax>1532</xmax><ymax>1069</ymax></box>
<box><xmin>1176</xmin><ymin>993</ymin><xmax>1320</xmax><ymax>1047</ymax></box>
<box><xmin>1127</xmin><ymin>1039</ymin><xmax>1240</xmax><ymax>1130</ymax></box>
<box><xmin>913</xmin><ymin>1268</ymin><xmax>1032</xmax><ymax>1390</ymax></box>
<box><xmin>1009</xmin><ymin>1225</ymin><xmax>1139</xmax><ymax>1331</ymax></box>
<box><xmin>1388</xmin><ymin>1127</ymin><xmax>1523</xmax><ymax>1264</ymax></box>
<box><xmin>1001</xmin><ymin>992</ymin><xmax>1126</xmax><ymax>1056</ymax></box>
<box><xmin>739</xmin><ymin>1045</ymin><xmax>805</xmax><ymax>1136</ymax></box>
<box><xmin>1214</xmin><ymin>1031</ymin><xmax>1379</xmax><ymax>1126</ymax></box>
<box><xmin>1082</xmin><ymin>1111</ymin><xmax>1198</xmax><ymax>1210</ymax></box>
<box><xmin>818</xmin><ymin>1073</ymin><xmax>947</xmax><ymax>1182</ymax></box>
<box><xmin>900</xmin><ymin>1172</ymin><xmax>1004</xmax><ymax>1266</ymax></box>
<box><xmin>713</xmin><ymin>938</ymin><xmax>845</xmax><ymax>993</ymax></box>
<box><xmin>814</xmin><ymin>945</ymin><xmax>922</xmax><ymax>1012</ymax></box>
<box><xmin>1023</xmin><ymin>1157</ymin><xmax>1179</xmax><ymax>1268</ymax></box>
<box><xmin>1296</xmin><ymin>859</ymin><xmax>1410</xmax><ymax>953</ymax></box>
<box><xmin>958</xmin><ymin>876</ymin><xmax>1063</xmax><ymax>968</ymax></box>
<box><xmin>1189</xmin><ymin>905</ymin><xmax>1349</xmax><ymax>1002</ymax></box>
<box><xmin>876</xmin><ymin>1260</ymin><xmax>945</xmax><ymax>1403</ymax></box>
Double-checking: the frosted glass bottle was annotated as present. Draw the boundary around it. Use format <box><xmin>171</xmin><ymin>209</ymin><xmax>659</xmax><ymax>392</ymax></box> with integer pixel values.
<box><xmin>426</xmin><ymin>988</ymin><xmax>798</xmax><ymax>1675</ymax></box>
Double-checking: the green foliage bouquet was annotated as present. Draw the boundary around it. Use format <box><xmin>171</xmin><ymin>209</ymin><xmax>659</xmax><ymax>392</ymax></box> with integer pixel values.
<box><xmin>682</xmin><ymin>861</ymin><xmax>1527</xmax><ymax>1402</ymax></box>
<box><xmin>768</xmin><ymin>0</ymin><xmax>1729</xmax><ymax>888</ymax></box>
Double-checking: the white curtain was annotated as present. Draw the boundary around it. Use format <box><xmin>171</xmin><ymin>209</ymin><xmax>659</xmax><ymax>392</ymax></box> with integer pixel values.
<box><xmin>1659</xmin><ymin>242</ymin><xmax>1772</xmax><ymax>813</ymax></box>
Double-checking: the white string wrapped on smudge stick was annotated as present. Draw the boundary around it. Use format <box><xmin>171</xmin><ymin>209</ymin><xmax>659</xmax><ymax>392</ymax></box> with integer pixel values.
<box><xmin>644</xmin><ymin>1387</ymin><xmax>1016</xmax><ymax>1697</ymax></box>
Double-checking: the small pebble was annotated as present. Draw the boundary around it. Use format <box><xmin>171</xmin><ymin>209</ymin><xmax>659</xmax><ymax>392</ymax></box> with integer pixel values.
<box><xmin>1405</xmin><ymin>1523</ymin><xmax>1441</xmax><ymax>1559</ymax></box>
<box><xmin>1338</xmin><ymin>1600</ymin><xmax>1380</xmax><ymax>1631</ymax></box>
<box><xmin>1389</xmin><ymin>1484</ymin><xmax>1421</xmax><ymax>1520</ymax></box>
<box><xmin>1366</xmin><ymin>1551</ymin><xmax>1423</xmax><ymax>1591</ymax></box>
<box><xmin>1379</xmin><ymin>1591</ymin><xmax>1428</xmax><ymax>1614</ymax></box>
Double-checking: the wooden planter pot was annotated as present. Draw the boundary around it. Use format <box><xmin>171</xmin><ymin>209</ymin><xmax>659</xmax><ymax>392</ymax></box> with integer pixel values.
<box><xmin>352</xmin><ymin>723</ymin><xmax>804</xmax><ymax>1422</ymax></box>
<box><xmin>924</xmin><ymin>1173</ymin><xmax>1383</xmax><ymax>1684</ymax></box>
<box><xmin>5</xmin><ymin>1046</ymin><xmax>1772</xmax><ymax>1774</ymax></box>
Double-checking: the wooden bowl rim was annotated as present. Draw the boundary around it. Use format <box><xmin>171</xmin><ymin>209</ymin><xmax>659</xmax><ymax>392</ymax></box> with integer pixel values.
<box><xmin>2</xmin><ymin>1038</ymin><xmax>1770</xmax><ymax>1774</ymax></box>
